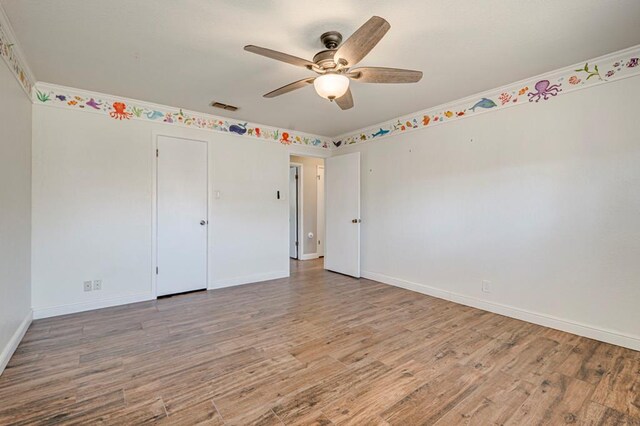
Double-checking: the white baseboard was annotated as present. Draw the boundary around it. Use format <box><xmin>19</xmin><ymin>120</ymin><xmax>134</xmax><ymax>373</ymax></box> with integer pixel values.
<box><xmin>299</xmin><ymin>253</ymin><xmax>320</xmax><ymax>261</ymax></box>
<box><xmin>0</xmin><ymin>310</ymin><xmax>32</xmax><ymax>375</ymax></box>
<box><xmin>32</xmin><ymin>292</ymin><xmax>155</xmax><ymax>320</ymax></box>
<box><xmin>209</xmin><ymin>270</ymin><xmax>288</xmax><ymax>290</ymax></box>
<box><xmin>362</xmin><ymin>270</ymin><xmax>640</xmax><ymax>352</ymax></box>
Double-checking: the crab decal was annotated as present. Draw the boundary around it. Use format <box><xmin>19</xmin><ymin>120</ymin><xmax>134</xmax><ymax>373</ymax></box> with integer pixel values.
<box><xmin>109</xmin><ymin>102</ymin><xmax>132</xmax><ymax>120</ymax></box>
<box><xmin>527</xmin><ymin>80</ymin><xmax>562</xmax><ymax>102</ymax></box>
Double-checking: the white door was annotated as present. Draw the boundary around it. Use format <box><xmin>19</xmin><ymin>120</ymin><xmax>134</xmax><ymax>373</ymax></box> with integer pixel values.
<box><xmin>317</xmin><ymin>165</ymin><xmax>325</xmax><ymax>256</ymax></box>
<box><xmin>289</xmin><ymin>166</ymin><xmax>298</xmax><ymax>259</ymax></box>
<box><xmin>157</xmin><ymin>136</ymin><xmax>208</xmax><ymax>296</ymax></box>
<box><xmin>325</xmin><ymin>152</ymin><xmax>360</xmax><ymax>277</ymax></box>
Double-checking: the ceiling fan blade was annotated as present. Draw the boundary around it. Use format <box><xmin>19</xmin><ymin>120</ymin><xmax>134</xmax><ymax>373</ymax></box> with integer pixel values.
<box><xmin>348</xmin><ymin>67</ymin><xmax>423</xmax><ymax>83</ymax></box>
<box><xmin>335</xmin><ymin>87</ymin><xmax>354</xmax><ymax>110</ymax></box>
<box><xmin>244</xmin><ymin>45</ymin><xmax>315</xmax><ymax>69</ymax></box>
<box><xmin>263</xmin><ymin>77</ymin><xmax>316</xmax><ymax>98</ymax></box>
<box><xmin>334</xmin><ymin>16</ymin><xmax>390</xmax><ymax>67</ymax></box>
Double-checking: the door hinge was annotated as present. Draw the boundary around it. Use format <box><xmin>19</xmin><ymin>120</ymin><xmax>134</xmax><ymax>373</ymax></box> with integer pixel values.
<box><xmin>317</xmin><ymin>175</ymin><xmax>321</xmax><ymax>180</ymax></box>
<box><xmin>156</xmin><ymin>266</ymin><xmax>158</xmax><ymax>274</ymax></box>
<box><xmin>156</xmin><ymin>149</ymin><xmax>159</xmax><ymax>157</ymax></box>
<box><xmin>295</xmin><ymin>174</ymin><xmax>298</xmax><ymax>180</ymax></box>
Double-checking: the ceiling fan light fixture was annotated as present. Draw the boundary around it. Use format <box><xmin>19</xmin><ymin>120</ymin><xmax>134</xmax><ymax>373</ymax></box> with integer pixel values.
<box><xmin>313</xmin><ymin>73</ymin><xmax>349</xmax><ymax>101</ymax></box>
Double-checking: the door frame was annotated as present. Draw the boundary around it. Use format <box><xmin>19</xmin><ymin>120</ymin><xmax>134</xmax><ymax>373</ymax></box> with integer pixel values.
<box><xmin>289</xmin><ymin>162</ymin><xmax>303</xmax><ymax>260</ymax></box>
<box><xmin>316</xmin><ymin>165</ymin><xmax>325</xmax><ymax>257</ymax></box>
<box><xmin>151</xmin><ymin>133</ymin><xmax>209</xmax><ymax>298</ymax></box>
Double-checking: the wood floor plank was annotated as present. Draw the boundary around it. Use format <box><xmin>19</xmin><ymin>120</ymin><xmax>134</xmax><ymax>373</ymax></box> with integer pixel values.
<box><xmin>322</xmin><ymin>361</ymin><xmax>422</xmax><ymax>425</ymax></box>
<box><xmin>0</xmin><ymin>258</ymin><xmax>638</xmax><ymax>424</ymax></box>
<box><xmin>505</xmin><ymin>373</ymin><xmax>594</xmax><ymax>425</ymax></box>
<box><xmin>381</xmin><ymin>363</ymin><xmax>484</xmax><ymax>424</ymax></box>
<box><xmin>592</xmin><ymin>356</ymin><xmax>640</xmax><ymax>419</ymax></box>
<box><xmin>433</xmin><ymin>371</ymin><xmax>534</xmax><ymax>425</ymax></box>
<box><xmin>557</xmin><ymin>339</ymin><xmax>623</xmax><ymax>385</ymax></box>
<box><xmin>580</xmin><ymin>401</ymin><xmax>640</xmax><ymax>426</ymax></box>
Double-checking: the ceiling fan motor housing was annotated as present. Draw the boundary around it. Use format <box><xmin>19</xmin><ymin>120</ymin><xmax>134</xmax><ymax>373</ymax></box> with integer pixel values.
<box><xmin>320</xmin><ymin>31</ymin><xmax>342</xmax><ymax>49</ymax></box>
<box><xmin>314</xmin><ymin>31</ymin><xmax>343</xmax><ymax>70</ymax></box>
<box><xmin>313</xmin><ymin>50</ymin><xmax>338</xmax><ymax>69</ymax></box>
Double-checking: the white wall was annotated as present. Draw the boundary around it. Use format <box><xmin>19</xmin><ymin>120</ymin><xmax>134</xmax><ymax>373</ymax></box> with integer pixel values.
<box><xmin>31</xmin><ymin>104</ymin><xmax>298</xmax><ymax>317</ymax></box>
<box><xmin>290</xmin><ymin>155</ymin><xmax>324</xmax><ymax>256</ymax></box>
<box><xmin>0</xmin><ymin>60</ymin><xmax>32</xmax><ymax>371</ymax></box>
<box><xmin>338</xmin><ymin>76</ymin><xmax>640</xmax><ymax>349</ymax></box>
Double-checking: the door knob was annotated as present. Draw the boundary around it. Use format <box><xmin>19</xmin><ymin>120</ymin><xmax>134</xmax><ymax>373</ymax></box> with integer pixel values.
<box><xmin>200</xmin><ymin>220</ymin><xmax>207</xmax><ymax>225</ymax></box>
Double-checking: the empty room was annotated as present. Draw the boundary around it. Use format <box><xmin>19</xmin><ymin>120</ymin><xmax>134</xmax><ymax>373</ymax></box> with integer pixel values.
<box><xmin>1</xmin><ymin>1</ymin><xmax>640</xmax><ymax>424</ymax></box>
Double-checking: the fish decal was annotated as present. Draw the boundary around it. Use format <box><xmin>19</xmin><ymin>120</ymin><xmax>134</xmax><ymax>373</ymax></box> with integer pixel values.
<box><xmin>371</xmin><ymin>128</ymin><xmax>390</xmax><ymax>138</ymax></box>
<box><xmin>333</xmin><ymin>140</ymin><xmax>342</xmax><ymax>147</ymax></box>
<box><xmin>469</xmin><ymin>97</ymin><xmax>497</xmax><ymax>112</ymax></box>
<box><xmin>86</xmin><ymin>98</ymin><xmax>101</xmax><ymax>109</ymax></box>
<box><xmin>55</xmin><ymin>95</ymin><xmax>67</xmax><ymax>102</ymax></box>
<box><xmin>312</xmin><ymin>139</ymin><xmax>322</xmax><ymax>146</ymax></box>
<box><xmin>229</xmin><ymin>122</ymin><xmax>247</xmax><ymax>135</ymax></box>
<box><xmin>146</xmin><ymin>110</ymin><xmax>164</xmax><ymax>120</ymax></box>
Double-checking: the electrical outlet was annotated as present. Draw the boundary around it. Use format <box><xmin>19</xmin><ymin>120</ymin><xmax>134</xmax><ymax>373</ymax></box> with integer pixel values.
<box><xmin>482</xmin><ymin>280</ymin><xmax>491</xmax><ymax>293</ymax></box>
<box><xmin>93</xmin><ymin>280</ymin><xmax>102</xmax><ymax>291</ymax></box>
<box><xmin>83</xmin><ymin>281</ymin><xmax>93</xmax><ymax>292</ymax></box>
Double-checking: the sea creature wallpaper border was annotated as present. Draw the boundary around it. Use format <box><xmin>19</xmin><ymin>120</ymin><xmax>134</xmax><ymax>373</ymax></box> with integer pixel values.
<box><xmin>0</xmin><ymin>14</ymin><xmax>34</xmax><ymax>95</ymax></box>
<box><xmin>29</xmin><ymin>45</ymin><xmax>640</xmax><ymax>151</ymax></box>
<box><xmin>33</xmin><ymin>83</ymin><xmax>331</xmax><ymax>149</ymax></box>
<box><xmin>332</xmin><ymin>46</ymin><xmax>640</xmax><ymax>148</ymax></box>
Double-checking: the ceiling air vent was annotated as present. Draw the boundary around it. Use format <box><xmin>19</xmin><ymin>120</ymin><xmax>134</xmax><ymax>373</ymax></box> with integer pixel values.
<box><xmin>210</xmin><ymin>101</ymin><xmax>239</xmax><ymax>112</ymax></box>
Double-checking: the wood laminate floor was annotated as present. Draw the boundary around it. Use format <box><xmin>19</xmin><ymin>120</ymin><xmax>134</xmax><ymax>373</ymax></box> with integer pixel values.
<box><xmin>1</xmin><ymin>259</ymin><xmax>639</xmax><ymax>425</ymax></box>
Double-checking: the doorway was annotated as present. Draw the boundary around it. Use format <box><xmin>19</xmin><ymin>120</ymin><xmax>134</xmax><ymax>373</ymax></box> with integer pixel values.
<box><xmin>289</xmin><ymin>155</ymin><xmax>326</xmax><ymax>264</ymax></box>
<box><xmin>289</xmin><ymin>163</ymin><xmax>302</xmax><ymax>259</ymax></box>
<box><xmin>156</xmin><ymin>135</ymin><xmax>208</xmax><ymax>296</ymax></box>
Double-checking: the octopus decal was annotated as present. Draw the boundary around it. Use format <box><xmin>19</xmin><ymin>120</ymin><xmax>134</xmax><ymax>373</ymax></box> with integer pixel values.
<box><xmin>280</xmin><ymin>132</ymin><xmax>291</xmax><ymax>144</ymax></box>
<box><xmin>109</xmin><ymin>102</ymin><xmax>132</xmax><ymax>120</ymax></box>
<box><xmin>527</xmin><ymin>80</ymin><xmax>562</xmax><ymax>102</ymax></box>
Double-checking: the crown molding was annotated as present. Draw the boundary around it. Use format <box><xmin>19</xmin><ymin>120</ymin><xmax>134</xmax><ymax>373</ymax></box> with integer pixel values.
<box><xmin>0</xmin><ymin>4</ymin><xmax>36</xmax><ymax>97</ymax></box>
<box><xmin>332</xmin><ymin>44</ymin><xmax>640</xmax><ymax>149</ymax></box>
<box><xmin>33</xmin><ymin>82</ymin><xmax>332</xmax><ymax>149</ymax></box>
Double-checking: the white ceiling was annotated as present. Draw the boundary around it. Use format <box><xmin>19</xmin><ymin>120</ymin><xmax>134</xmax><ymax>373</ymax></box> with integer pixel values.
<box><xmin>3</xmin><ymin>0</ymin><xmax>640</xmax><ymax>136</ymax></box>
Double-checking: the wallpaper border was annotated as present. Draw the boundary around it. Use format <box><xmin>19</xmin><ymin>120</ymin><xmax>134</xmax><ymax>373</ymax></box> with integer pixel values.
<box><xmin>25</xmin><ymin>44</ymin><xmax>640</xmax><ymax>151</ymax></box>
<box><xmin>332</xmin><ymin>45</ymin><xmax>640</xmax><ymax>148</ymax></box>
<box><xmin>0</xmin><ymin>6</ymin><xmax>35</xmax><ymax>96</ymax></box>
<box><xmin>33</xmin><ymin>82</ymin><xmax>331</xmax><ymax>149</ymax></box>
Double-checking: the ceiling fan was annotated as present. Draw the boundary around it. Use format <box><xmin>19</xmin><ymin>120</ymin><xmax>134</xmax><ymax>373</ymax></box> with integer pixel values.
<box><xmin>244</xmin><ymin>16</ymin><xmax>423</xmax><ymax>110</ymax></box>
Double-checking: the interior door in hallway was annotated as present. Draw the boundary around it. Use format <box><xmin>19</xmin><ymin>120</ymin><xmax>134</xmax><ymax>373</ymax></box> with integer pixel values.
<box><xmin>289</xmin><ymin>165</ymin><xmax>299</xmax><ymax>259</ymax></box>
<box><xmin>156</xmin><ymin>136</ymin><xmax>208</xmax><ymax>296</ymax></box>
<box><xmin>317</xmin><ymin>165</ymin><xmax>325</xmax><ymax>256</ymax></box>
<box><xmin>325</xmin><ymin>152</ymin><xmax>360</xmax><ymax>277</ymax></box>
